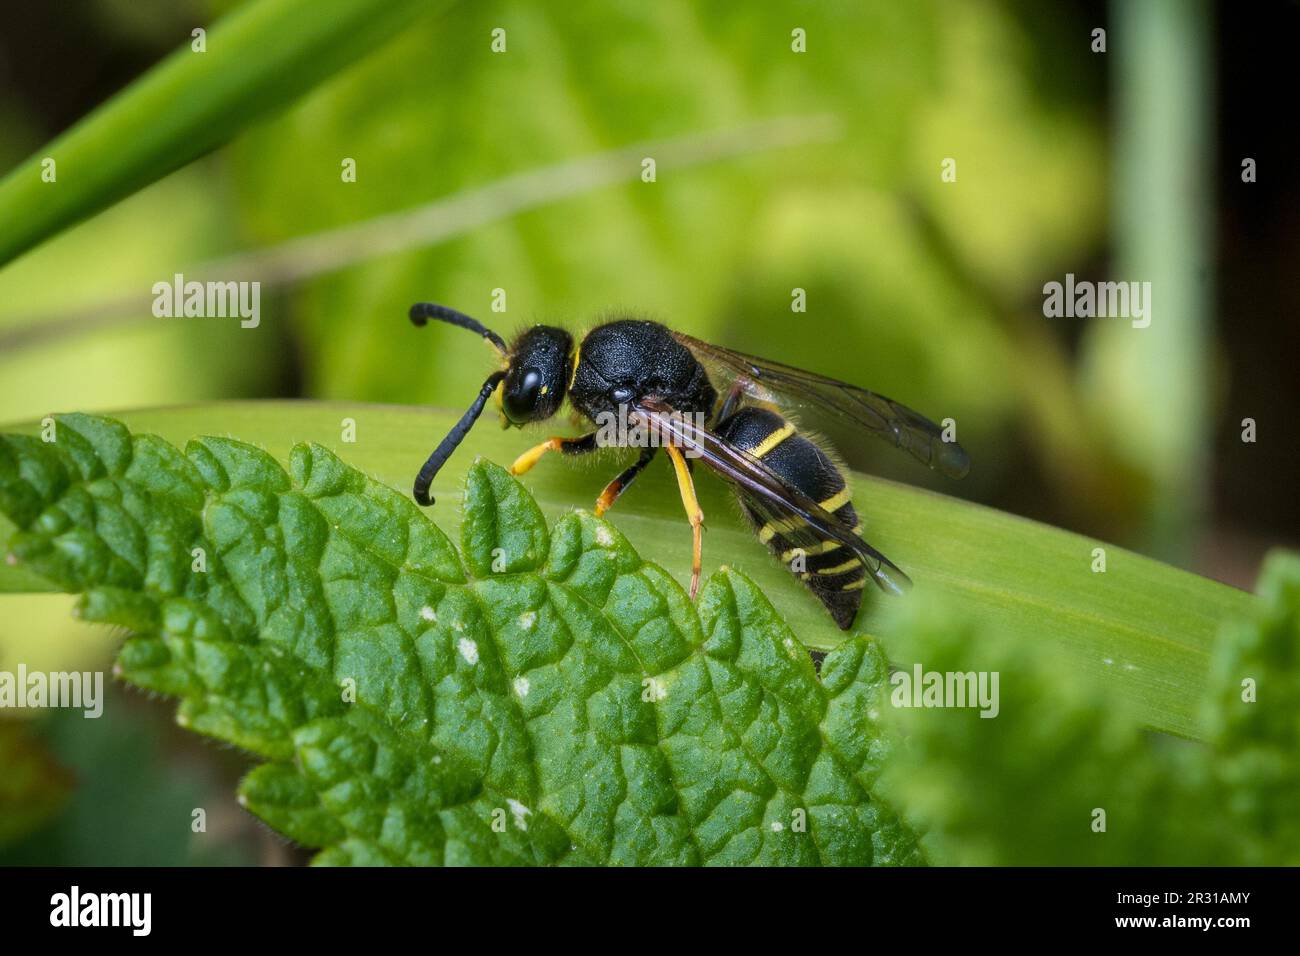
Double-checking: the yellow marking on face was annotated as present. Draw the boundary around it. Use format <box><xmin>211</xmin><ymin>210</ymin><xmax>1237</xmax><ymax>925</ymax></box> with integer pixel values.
<box><xmin>494</xmin><ymin>379</ymin><xmax>509</xmax><ymax>427</ymax></box>
<box><xmin>749</xmin><ymin>422</ymin><xmax>796</xmax><ymax>459</ymax></box>
<box><xmin>568</xmin><ymin>344</ymin><xmax>581</xmax><ymax>391</ymax></box>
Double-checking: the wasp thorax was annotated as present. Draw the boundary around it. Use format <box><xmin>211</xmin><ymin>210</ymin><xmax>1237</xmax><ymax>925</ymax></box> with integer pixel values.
<box><xmin>502</xmin><ymin>326</ymin><xmax>573</xmax><ymax>424</ymax></box>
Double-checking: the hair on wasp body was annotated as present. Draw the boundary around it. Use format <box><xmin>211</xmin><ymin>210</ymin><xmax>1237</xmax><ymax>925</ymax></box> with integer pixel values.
<box><xmin>408</xmin><ymin>302</ymin><xmax>969</xmax><ymax>629</ymax></box>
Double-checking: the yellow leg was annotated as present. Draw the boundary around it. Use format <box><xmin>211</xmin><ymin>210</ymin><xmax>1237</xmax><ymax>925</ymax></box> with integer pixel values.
<box><xmin>665</xmin><ymin>445</ymin><xmax>704</xmax><ymax>599</ymax></box>
<box><xmin>509</xmin><ymin>438</ymin><xmax>563</xmax><ymax>475</ymax></box>
<box><xmin>509</xmin><ymin>434</ymin><xmax>597</xmax><ymax>476</ymax></box>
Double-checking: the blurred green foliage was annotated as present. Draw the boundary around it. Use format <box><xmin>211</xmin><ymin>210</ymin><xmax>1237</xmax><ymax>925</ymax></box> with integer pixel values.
<box><xmin>1203</xmin><ymin>552</ymin><xmax>1300</xmax><ymax>863</ymax></box>
<box><xmin>880</xmin><ymin>551</ymin><xmax>1300</xmax><ymax>866</ymax></box>
<box><xmin>0</xmin><ymin>0</ymin><xmax>441</xmax><ymax>265</ymax></box>
<box><xmin>9</xmin><ymin>0</ymin><xmax>1252</xmax><ymax>867</ymax></box>
<box><xmin>0</xmin><ymin>718</ymin><xmax>73</xmax><ymax>846</ymax></box>
<box><xmin>0</xmin><ymin>0</ymin><xmax>1106</xmax><ymax>501</ymax></box>
<box><xmin>227</xmin><ymin>1</ymin><xmax>1101</xmax><ymax>472</ymax></box>
<box><xmin>0</xmin><ymin>694</ymin><xmax>258</xmax><ymax>866</ymax></box>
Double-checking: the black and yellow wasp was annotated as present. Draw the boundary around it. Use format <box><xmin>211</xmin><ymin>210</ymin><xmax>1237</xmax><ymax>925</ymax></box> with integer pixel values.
<box><xmin>409</xmin><ymin>302</ymin><xmax>969</xmax><ymax>629</ymax></box>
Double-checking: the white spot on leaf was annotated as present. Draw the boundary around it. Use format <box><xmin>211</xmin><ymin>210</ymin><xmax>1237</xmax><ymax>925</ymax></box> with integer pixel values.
<box><xmin>507</xmin><ymin>798</ymin><xmax>531</xmax><ymax>830</ymax></box>
<box><xmin>518</xmin><ymin>610</ymin><xmax>537</xmax><ymax>630</ymax></box>
<box><xmin>458</xmin><ymin>638</ymin><xmax>479</xmax><ymax>665</ymax></box>
<box><xmin>513</xmin><ymin>676</ymin><xmax>530</xmax><ymax>698</ymax></box>
<box><xmin>420</xmin><ymin>605</ymin><xmax>436</xmax><ymax>622</ymax></box>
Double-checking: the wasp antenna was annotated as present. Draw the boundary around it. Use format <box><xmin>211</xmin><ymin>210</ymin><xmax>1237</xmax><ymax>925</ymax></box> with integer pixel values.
<box><xmin>413</xmin><ymin>370</ymin><xmax>507</xmax><ymax>506</ymax></box>
<box><xmin>409</xmin><ymin>302</ymin><xmax>508</xmax><ymax>356</ymax></box>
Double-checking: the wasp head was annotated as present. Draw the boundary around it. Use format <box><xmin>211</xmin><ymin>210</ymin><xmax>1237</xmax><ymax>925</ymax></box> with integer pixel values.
<box><xmin>500</xmin><ymin>325</ymin><xmax>573</xmax><ymax>426</ymax></box>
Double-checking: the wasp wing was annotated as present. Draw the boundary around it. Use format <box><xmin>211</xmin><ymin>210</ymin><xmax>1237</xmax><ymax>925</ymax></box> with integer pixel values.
<box><xmin>635</xmin><ymin>398</ymin><xmax>911</xmax><ymax>596</ymax></box>
<box><xmin>673</xmin><ymin>332</ymin><xmax>970</xmax><ymax>479</ymax></box>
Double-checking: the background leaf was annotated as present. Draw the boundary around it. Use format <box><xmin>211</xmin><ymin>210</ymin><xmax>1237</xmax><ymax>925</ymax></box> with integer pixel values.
<box><xmin>878</xmin><ymin>552</ymin><xmax>1300</xmax><ymax>866</ymax></box>
<box><xmin>0</xmin><ymin>0</ymin><xmax>1111</xmax><ymax>538</ymax></box>
<box><xmin>0</xmin><ymin>719</ymin><xmax>73</xmax><ymax>847</ymax></box>
<box><xmin>0</xmin><ymin>0</ymin><xmax>446</xmax><ymax>267</ymax></box>
<box><xmin>0</xmin><ymin>698</ymin><xmax>261</xmax><ymax>866</ymax></box>
<box><xmin>1201</xmin><ymin>551</ymin><xmax>1300</xmax><ymax>864</ymax></box>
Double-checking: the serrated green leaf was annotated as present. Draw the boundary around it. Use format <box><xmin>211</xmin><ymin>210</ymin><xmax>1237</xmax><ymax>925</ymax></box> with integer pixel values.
<box><xmin>0</xmin><ymin>413</ymin><xmax>916</xmax><ymax>865</ymax></box>
<box><xmin>1203</xmin><ymin>551</ymin><xmax>1300</xmax><ymax>864</ymax></box>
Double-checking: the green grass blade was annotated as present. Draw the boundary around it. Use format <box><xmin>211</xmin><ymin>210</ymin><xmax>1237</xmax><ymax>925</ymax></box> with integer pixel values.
<box><xmin>1081</xmin><ymin>0</ymin><xmax>1213</xmax><ymax>558</ymax></box>
<box><xmin>0</xmin><ymin>401</ymin><xmax>1253</xmax><ymax>739</ymax></box>
<box><xmin>0</xmin><ymin>0</ymin><xmax>444</xmax><ymax>268</ymax></box>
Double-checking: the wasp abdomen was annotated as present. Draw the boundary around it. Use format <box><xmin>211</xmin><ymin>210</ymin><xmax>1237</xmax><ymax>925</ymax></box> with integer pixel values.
<box><xmin>714</xmin><ymin>406</ymin><xmax>866</xmax><ymax>628</ymax></box>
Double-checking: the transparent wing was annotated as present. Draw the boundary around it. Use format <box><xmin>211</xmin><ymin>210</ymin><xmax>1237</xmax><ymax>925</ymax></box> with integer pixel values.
<box><xmin>674</xmin><ymin>332</ymin><xmax>970</xmax><ymax>479</ymax></box>
<box><xmin>635</xmin><ymin>398</ymin><xmax>911</xmax><ymax>595</ymax></box>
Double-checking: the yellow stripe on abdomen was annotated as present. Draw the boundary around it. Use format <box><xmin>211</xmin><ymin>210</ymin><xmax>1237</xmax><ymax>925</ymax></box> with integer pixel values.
<box><xmin>817</xmin><ymin>556</ymin><xmax>861</xmax><ymax>576</ymax></box>
<box><xmin>748</xmin><ymin>422</ymin><xmax>796</xmax><ymax>459</ymax></box>
<box><xmin>818</xmin><ymin>488</ymin><xmax>851</xmax><ymax>514</ymax></box>
<box><xmin>780</xmin><ymin>539</ymin><xmax>843</xmax><ymax>561</ymax></box>
<box><xmin>758</xmin><ymin>515</ymin><xmax>804</xmax><ymax>543</ymax></box>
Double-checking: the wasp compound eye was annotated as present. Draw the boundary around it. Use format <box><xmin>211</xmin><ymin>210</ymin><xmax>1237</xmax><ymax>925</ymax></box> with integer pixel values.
<box><xmin>499</xmin><ymin>325</ymin><xmax>573</xmax><ymax>424</ymax></box>
<box><xmin>503</xmin><ymin>368</ymin><xmax>543</xmax><ymax>424</ymax></box>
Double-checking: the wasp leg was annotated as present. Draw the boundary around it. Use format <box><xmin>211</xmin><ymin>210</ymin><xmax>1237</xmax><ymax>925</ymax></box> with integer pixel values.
<box><xmin>595</xmin><ymin>448</ymin><xmax>658</xmax><ymax>516</ymax></box>
<box><xmin>509</xmin><ymin>433</ymin><xmax>599</xmax><ymax>475</ymax></box>
<box><xmin>716</xmin><ymin>379</ymin><xmax>748</xmax><ymax>423</ymax></box>
<box><xmin>665</xmin><ymin>444</ymin><xmax>704</xmax><ymax>600</ymax></box>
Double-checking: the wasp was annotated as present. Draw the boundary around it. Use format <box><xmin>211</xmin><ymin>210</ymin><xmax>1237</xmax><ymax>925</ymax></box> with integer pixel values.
<box><xmin>408</xmin><ymin>302</ymin><xmax>969</xmax><ymax>629</ymax></box>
